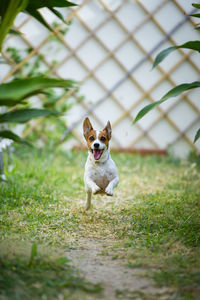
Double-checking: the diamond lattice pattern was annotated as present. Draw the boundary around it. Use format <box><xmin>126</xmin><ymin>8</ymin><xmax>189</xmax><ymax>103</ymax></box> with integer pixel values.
<box><xmin>1</xmin><ymin>0</ymin><xmax>200</xmax><ymax>157</ymax></box>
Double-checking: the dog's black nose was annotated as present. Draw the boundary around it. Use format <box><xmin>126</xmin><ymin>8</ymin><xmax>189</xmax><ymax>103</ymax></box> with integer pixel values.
<box><xmin>94</xmin><ymin>143</ymin><xmax>99</xmax><ymax>149</ymax></box>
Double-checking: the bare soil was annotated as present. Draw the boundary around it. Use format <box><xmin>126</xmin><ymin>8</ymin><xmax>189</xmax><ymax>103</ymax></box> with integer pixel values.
<box><xmin>66</xmin><ymin>238</ymin><xmax>169</xmax><ymax>300</ymax></box>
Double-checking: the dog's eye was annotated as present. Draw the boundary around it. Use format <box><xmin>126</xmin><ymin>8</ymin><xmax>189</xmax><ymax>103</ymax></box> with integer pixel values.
<box><xmin>89</xmin><ymin>136</ymin><xmax>94</xmax><ymax>141</ymax></box>
<box><xmin>100</xmin><ymin>136</ymin><xmax>106</xmax><ymax>141</ymax></box>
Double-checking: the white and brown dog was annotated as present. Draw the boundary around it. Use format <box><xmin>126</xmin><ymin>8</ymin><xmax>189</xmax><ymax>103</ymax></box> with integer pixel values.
<box><xmin>83</xmin><ymin>117</ymin><xmax>119</xmax><ymax>210</ymax></box>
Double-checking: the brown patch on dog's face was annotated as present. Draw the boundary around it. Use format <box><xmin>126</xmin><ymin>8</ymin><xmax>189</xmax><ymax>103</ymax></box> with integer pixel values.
<box><xmin>86</xmin><ymin>130</ymin><xmax>97</xmax><ymax>152</ymax></box>
<box><xmin>98</xmin><ymin>130</ymin><xmax>110</xmax><ymax>149</ymax></box>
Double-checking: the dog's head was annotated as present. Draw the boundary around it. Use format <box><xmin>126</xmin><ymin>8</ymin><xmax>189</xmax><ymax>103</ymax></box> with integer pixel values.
<box><xmin>83</xmin><ymin>117</ymin><xmax>112</xmax><ymax>161</ymax></box>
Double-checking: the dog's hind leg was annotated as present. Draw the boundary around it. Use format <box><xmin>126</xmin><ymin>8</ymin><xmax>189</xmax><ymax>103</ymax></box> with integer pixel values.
<box><xmin>86</xmin><ymin>190</ymin><xmax>92</xmax><ymax>210</ymax></box>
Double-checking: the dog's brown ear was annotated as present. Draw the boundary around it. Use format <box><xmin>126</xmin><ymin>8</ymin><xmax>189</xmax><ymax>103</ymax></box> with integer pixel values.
<box><xmin>83</xmin><ymin>117</ymin><xmax>93</xmax><ymax>139</ymax></box>
<box><xmin>104</xmin><ymin>121</ymin><xmax>112</xmax><ymax>140</ymax></box>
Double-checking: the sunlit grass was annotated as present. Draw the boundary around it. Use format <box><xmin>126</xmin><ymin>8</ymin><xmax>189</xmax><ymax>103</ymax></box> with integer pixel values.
<box><xmin>0</xmin><ymin>147</ymin><xmax>200</xmax><ymax>299</ymax></box>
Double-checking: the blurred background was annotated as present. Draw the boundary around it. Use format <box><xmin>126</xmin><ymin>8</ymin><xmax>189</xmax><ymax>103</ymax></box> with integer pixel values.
<box><xmin>1</xmin><ymin>0</ymin><xmax>200</xmax><ymax>158</ymax></box>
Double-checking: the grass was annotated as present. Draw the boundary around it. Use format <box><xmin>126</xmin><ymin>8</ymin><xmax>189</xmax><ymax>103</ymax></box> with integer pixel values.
<box><xmin>0</xmin><ymin>243</ymin><xmax>102</xmax><ymax>300</ymax></box>
<box><xmin>0</xmin><ymin>146</ymin><xmax>200</xmax><ymax>299</ymax></box>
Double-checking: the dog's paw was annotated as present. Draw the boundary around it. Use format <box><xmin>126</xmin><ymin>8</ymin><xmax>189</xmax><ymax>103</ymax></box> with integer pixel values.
<box><xmin>105</xmin><ymin>186</ymin><xmax>113</xmax><ymax>196</ymax></box>
<box><xmin>92</xmin><ymin>185</ymin><xmax>101</xmax><ymax>195</ymax></box>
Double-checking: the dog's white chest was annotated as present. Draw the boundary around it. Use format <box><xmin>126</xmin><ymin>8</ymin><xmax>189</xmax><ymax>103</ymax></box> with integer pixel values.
<box><xmin>84</xmin><ymin>155</ymin><xmax>117</xmax><ymax>191</ymax></box>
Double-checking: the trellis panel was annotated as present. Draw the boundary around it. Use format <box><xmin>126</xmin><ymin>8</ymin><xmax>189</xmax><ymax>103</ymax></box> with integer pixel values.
<box><xmin>0</xmin><ymin>0</ymin><xmax>199</xmax><ymax>157</ymax></box>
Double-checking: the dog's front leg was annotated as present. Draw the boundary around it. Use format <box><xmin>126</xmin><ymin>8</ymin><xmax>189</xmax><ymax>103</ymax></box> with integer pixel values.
<box><xmin>86</xmin><ymin>190</ymin><xmax>92</xmax><ymax>210</ymax></box>
<box><xmin>105</xmin><ymin>176</ymin><xmax>119</xmax><ymax>196</ymax></box>
<box><xmin>85</xmin><ymin>176</ymin><xmax>101</xmax><ymax>210</ymax></box>
<box><xmin>85</xmin><ymin>177</ymin><xmax>101</xmax><ymax>195</ymax></box>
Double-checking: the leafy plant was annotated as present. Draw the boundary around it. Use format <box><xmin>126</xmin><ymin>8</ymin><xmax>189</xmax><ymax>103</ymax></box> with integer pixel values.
<box><xmin>0</xmin><ymin>0</ymin><xmax>28</xmax><ymax>51</ymax></box>
<box><xmin>0</xmin><ymin>0</ymin><xmax>76</xmax><ymax>146</ymax></box>
<box><xmin>0</xmin><ymin>0</ymin><xmax>76</xmax><ymax>51</ymax></box>
<box><xmin>0</xmin><ymin>77</ymin><xmax>76</xmax><ymax>144</ymax></box>
<box><xmin>134</xmin><ymin>2</ymin><xmax>200</xmax><ymax>144</ymax></box>
<box><xmin>25</xmin><ymin>0</ymin><xmax>76</xmax><ymax>32</ymax></box>
<box><xmin>4</xmin><ymin>26</ymin><xmax>75</xmax><ymax>145</ymax></box>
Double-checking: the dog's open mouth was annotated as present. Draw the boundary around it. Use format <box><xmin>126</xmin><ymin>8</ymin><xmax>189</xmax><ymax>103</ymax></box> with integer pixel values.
<box><xmin>92</xmin><ymin>149</ymin><xmax>104</xmax><ymax>160</ymax></box>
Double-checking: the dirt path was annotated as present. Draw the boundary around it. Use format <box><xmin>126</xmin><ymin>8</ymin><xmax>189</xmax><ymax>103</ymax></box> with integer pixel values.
<box><xmin>66</xmin><ymin>238</ymin><xmax>169</xmax><ymax>299</ymax></box>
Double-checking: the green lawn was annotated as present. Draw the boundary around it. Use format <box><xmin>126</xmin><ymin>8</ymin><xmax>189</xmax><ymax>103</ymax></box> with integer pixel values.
<box><xmin>0</xmin><ymin>147</ymin><xmax>200</xmax><ymax>299</ymax></box>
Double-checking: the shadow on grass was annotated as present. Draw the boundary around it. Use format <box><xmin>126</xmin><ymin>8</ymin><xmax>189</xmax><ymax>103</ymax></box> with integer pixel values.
<box><xmin>0</xmin><ymin>242</ymin><xmax>102</xmax><ymax>300</ymax></box>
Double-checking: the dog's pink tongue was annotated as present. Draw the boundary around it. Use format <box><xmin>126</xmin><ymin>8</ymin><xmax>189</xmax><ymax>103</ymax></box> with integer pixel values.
<box><xmin>93</xmin><ymin>149</ymin><xmax>101</xmax><ymax>160</ymax></box>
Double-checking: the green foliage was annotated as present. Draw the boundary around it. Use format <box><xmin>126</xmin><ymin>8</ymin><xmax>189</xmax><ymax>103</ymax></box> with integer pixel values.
<box><xmin>192</xmin><ymin>3</ymin><xmax>200</xmax><ymax>9</ymax></box>
<box><xmin>0</xmin><ymin>0</ymin><xmax>77</xmax><ymax>146</ymax></box>
<box><xmin>0</xmin><ymin>108</ymin><xmax>59</xmax><ymax>123</ymax></box>
<box><xmin>25</xmin><ymin>0</ymin><xmax>76</xmax><ymax>32</ymax></box>
<box><xmin>152</xmin><ymin>41</ymin><xmax>200</xmax><ymax>68</ymax></box>
<box><xmin>6</xmin><ymin>47</ymin><xmax>22</xmax><ymax>63</ymax></box>
<box><xmin>3</xmin><ymin>39</ymin><xmax>78</xmax><ymax>145</ymax></box>
<box><xmin>133</xmin><ymin>81</ymin><xmax>200</xmax><ymax>124</ymax></box>
<box><xmin>0</xmin><ymin>0</ymin><xmax>76</xmax><ymax>50</ymax></box>
<box><xmin>194</xmin><ymin>128</ymin><xmax>200</xmax><ymax>143</ymax></box>
<box><xmin>0</xmin><ymin>76</ymin><xmax>75</xmax><ymax>106</ymax></box>
<box><xmin>0</xmin><ymin>0</ymin><xmax>28</xmax><ymax>51</ymax></box>
<box><xmin>8</xmin><ymin>28</ymin><xmax>21</xmax><ymax>35</ymax></box>
<box><xmin>134</xmin><ymin>2</ymin><xmax>200</xmax><ymax>144</ymax></box>
<box><xmin>0</xmin><ymin>130</ymin><xmax>31</xmax><ymax>145</ymax></box>
<box><xmin>0</xmin><ymin>76</ymin><xmax>75</xmax><ymax>103</ymax></box>
<box><xmin>190</xmin><ymin>13</ymin><xmax>200</xmax><ymax>18</ymax></box>
<box><xmin>0</xmin><ymin>77</ymin><xmax>76</xmax><ymax>144</ymax></box>
<box><xmin>191</xmin><ymin>4</ymin><xmax>200</xmax><ymax>30</ymax></box>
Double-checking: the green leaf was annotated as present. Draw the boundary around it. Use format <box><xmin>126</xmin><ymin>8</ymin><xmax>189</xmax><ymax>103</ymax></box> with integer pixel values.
<box><xmin>0</xmin><ymin>76</ymin><xmax>75</xmax><ymax>103</ymax></box>
<box><xmin>153</xmin><ymin>41</ymin><xmax>200</xmax><ymax>68</ymax></box>
<box><xmin>194</xmin><ymin>128</ymin><xmax>200</xmax><ymax>143</ymax></box>
<box><xmin>29</xmin><ymin>243</ymin><xmax>37</xmax><ymax>265</ymax></box>
<box><xmin>9</xmin><ymin>28</ymin><xmax>20</xmax><ymax>35</ymax></box>
<box><xmin>190</xmin><ymin>13</ymin><xmax>200</xmax><ymax>18</ymax></box>
<box><xmin>0</xmin><ymin>0</ymin><xmax>76</xmax><ymax>48</ymax></box>
<box><xmin>192</xmin><ymin>3</ymin><xmax>200</xmax><ymax>9</ymax></box>
<box><xmin>0</xmin><ymin>108</ymin><xmax>59</xmax><ymax>123</ymax></box>
<box><xmin>153</xmin><ymin>46</ymin><xmax>177</xmax><ymax>68</ymax></box>
<box><xmin>0</xmin><ymin>99</ymin><xmax>27</xmax><ymax>107</ymax></box>
<box><xmin>25</xmin><ymin>0</ymin><xmax>76</xmax><ymax>32</ymax></box>
<box><xmin>133</xmin><ymin>81</ymin><xmax>200</xmax><ymax>124</ymax></box>
<box><xmin>0</xmin><ymin>0</ymin><xmax>9</xmax><ymax>17</ymax></box>
<box><xmin>25</xmin><ymin>6</ymin><xmax>52</xmax><ymax>31</ymax></box>
<box><xmin>26</xmin><ymin>0</ymin><xmax>77</xmax><ymax>9</ymax></box>
<box><xmin>0</xmin><ymin>0</ymin><xmax>28</xmax><ymax>51</ymax></box>
<box><xmin>49</xmin><ymin>7</ymin><xmax>67</xmax><ymax>24</ymax></box>
<box><xmin>0</xmin><ymin>130</ymin><xmax>31</xmax><ymax>146</ymax></box>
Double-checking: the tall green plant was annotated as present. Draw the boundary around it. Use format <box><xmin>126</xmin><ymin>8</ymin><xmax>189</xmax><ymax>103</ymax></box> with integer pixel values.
<box><xmin>0</xmin><ymin>77</ymin><xmax>75</xmax><ymax>144</ymax></box>
<box><xmin>0</xmin><ymin>0</ymin><xmax>28</xmax><ymax>51</ymax></box>
<box><xmin>134</xmin><ymin>2</ymin><xmax>200</xmax><ymax>144</ymax></box>
<box><xmin>0</xmin><ymin>0</ymin><xmax>76</xmax><ymax>145</ymax></box>
<box><xmin>0</xmin><ymin>0</ymin><xmax>76</xmax><ymax>51</ymax></box>
<box><xmin>4</xmin><ymin>27</ymin><xmax>74</xmax><ymax>145</ymax></box>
